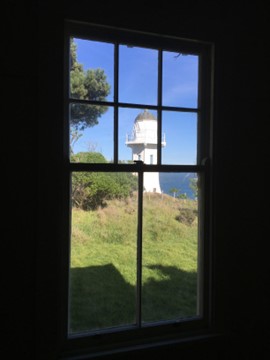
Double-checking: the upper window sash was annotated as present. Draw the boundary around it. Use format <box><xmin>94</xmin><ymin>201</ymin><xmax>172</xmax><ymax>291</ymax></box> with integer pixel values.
<box><xmin>65</xmin><ymin>25</ymin><xmax>212</xmax><ymax>166</ymax></box>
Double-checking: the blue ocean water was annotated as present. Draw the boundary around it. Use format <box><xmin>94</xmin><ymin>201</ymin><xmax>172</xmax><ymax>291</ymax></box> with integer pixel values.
<box><xmin>159</xmin><ymin>172</ymin><xmax>196</xmax><ymax>199</ymax></box>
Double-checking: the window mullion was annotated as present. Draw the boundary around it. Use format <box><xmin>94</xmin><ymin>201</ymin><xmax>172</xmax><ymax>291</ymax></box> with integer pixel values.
<box><xmin>136</xmin><ymin>169</ymin><xmax>144</xmax><ymax>327</ymax></box>
<box><xmin>157</xmin><ymin>49</ymin><xmax>163</xmax><ymax>165</ymax></box>
<box><xmin>114</xmin><ymin>43</ymin><xmax>119</xmax><ymax>163</ymax></box>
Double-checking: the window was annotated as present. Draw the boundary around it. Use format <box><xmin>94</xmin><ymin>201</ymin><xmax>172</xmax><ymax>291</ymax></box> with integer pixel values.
<box><xmin>62</xmin><ymin>21</ymin><xmax>213</xmax><ymax>356</ymax></box>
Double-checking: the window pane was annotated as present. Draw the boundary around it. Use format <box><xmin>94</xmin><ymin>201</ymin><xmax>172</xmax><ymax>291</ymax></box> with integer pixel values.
<box><xmin>119</xmin><ymin>45</ymin><xmax>158</xmax><ymax>105</ymax></box>
<box><xmin>69</xmin><ymin>172</ymin><xmax>138</xmax><ymax>333</ymax></box>
<box><xmin>70</xmin><ymin>104</ymin><xmax>114</xmax><ymax>162</ymax></box>
<box><xmin>120</xmin><ymin>108</ymin><xmax>158</xmax><ymax>164</ymax></box>
<box><xmin>142</xmin><ymin>172</ymin><xmax>199</xmax><ymax>324</ymax></box>
<box><xmin>161</xmin><ymin>111</ymin><xmax>197</xmax><ymax>165</ymax></box>
<box><xmin>70</xmin><ymin>38</ymin><xmax>114</xmax><ymax>102</ymax></box>
<box><xmin>163</xmin><ymin>51</ymin><xmax>198</xmax><ymax>108</ymax></box>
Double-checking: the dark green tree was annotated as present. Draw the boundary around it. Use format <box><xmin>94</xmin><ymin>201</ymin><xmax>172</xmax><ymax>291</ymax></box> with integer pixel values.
<box><xmin>70</xmin><ymin>38</ymin><xmax>111</xmax><ymax>131</ymax></box>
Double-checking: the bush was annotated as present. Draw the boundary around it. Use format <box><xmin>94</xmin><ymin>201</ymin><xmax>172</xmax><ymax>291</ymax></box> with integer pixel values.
<box><xmin>71</xmin><ymin>152</ymin><xmax>138</xmax><ymax>210</ymax></box>
<box><xmin>175</xmin><ymin>208</ymin><xmax>197</xmax><ymax>226</ymax></box>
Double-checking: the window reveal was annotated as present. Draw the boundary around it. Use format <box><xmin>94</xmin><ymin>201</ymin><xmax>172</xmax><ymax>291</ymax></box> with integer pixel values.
<box><xmin>65</xmin><ymin>23</ymin><xmax>212</xmax><ymax>340</ymax></box>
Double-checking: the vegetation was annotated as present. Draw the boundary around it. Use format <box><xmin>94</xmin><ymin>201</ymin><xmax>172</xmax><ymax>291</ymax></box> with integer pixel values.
<box><xmin>169</xmin><ymin>187</ymin><xmax>179</xmax><ymax>199</ymax></box>
<box><xmin>189</xmin><ymin>177</ymin><xmax>198</xmax><ymax>199</ymax></box>
<box><xmin>175</xmin><ymin>207</ymin><xmax>198</xmax><ymax>225</ymax></box>
<box><xmin>71</xmin><ymin>152</ymin><xmax>138</xmax><ymax>210</ymax></box>
<box><xmin>169</xmin><ymin>187</ymin><xmax>188</xmax><ymax>200</ymax></box>
<box><xmin>69</xmin><ymin>192</ymin><xmax>198</xmax><ymax>333</ymax></box>
<box><xmin>70</xmin><ymin>38</ymin><xmax>110</xmax><ymax>130</ymax></box>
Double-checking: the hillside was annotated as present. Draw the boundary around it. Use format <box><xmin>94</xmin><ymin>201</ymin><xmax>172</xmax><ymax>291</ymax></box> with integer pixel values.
<box><xmin>69</xmin><ymin>192</ymin><xmax>198</xmax><ymax>333</ymax></box>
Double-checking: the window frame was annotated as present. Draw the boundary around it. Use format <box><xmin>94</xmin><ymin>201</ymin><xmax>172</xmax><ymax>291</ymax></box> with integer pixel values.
<box><xmin>60</xmin><ymin>20</ymin><xmax>214</xmax><ymax>357</ymax></box>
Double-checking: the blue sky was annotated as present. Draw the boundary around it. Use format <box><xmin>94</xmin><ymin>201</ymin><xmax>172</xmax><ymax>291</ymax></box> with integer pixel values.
<box><xmin>71</xmin><ymin>38</ymin><xmax>199</xmax><ymax>165</ymax></box>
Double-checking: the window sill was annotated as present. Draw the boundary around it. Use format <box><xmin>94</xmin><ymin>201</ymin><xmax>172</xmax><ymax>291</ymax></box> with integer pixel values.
<box><xmin>60</xmin><ymin>331</ymin><xmax>224</xmax><ymax>360</ymax></box>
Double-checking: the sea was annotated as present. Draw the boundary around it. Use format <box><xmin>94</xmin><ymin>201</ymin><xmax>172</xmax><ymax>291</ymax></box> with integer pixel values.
<box><xmin>159</xmin><ymin>172</ymin><xmax>197</xmax><ymax>199</ymax></box>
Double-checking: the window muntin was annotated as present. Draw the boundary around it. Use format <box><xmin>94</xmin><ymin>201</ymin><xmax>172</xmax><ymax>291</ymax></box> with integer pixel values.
<box><xmin>65</xmin><ymin>24</ymin><xmax>212</xmax><ymax>342</ymax></box>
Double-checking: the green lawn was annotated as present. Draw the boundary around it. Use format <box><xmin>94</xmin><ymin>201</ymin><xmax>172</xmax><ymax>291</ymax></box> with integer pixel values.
<box><xmin>69</xmin><ymin>192</ymin><xmax>198</xmax><ymax>333</ymax></box>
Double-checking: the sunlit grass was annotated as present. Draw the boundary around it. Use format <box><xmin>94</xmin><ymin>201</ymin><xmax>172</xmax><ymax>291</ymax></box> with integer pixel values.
<box><xmin>69</xmin><ymin>193</ymin><xmax>198</xmax><ymax>332</ymax></box>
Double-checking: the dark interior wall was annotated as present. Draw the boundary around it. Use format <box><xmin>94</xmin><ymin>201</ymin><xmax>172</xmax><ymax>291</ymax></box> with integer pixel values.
<box><xmin>2</xmin><ymin>1</ymin><xmax>38</xmax><ymax>358</ymax></box>
<box><xmin>2</xmin><ymin>1</ymin><xmax>268</xmax><ymax>359</ymax></box>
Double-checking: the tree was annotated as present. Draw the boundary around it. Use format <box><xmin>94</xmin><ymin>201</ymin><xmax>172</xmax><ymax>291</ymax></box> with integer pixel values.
<box><xmin>70</xmin><ymin>129</ymin><xmax>82</xmax><ymax>156</ymax></box>
<box><xmin>169</xmin><ymin>187</ymin><xmax>179</xmax><ymax>200</ymax></box>
<box><xmin>70</xmin><ymin>38</ymin><xmax>111</xmax><ymax>131</ymax></box>
<box><xmin>189</xmin><ymin>177</ymin><xmax>198</xmax><ymax>200</ymax></box>
<box><xmin>177</xmin><ymin>193</ymin><xmax>187</xmax><ymax>200</ymax></box>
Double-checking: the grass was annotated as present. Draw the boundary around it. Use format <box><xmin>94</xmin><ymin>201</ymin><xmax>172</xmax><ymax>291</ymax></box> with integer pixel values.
<box><xmin>69</xmin><ymin>192</ymin><xmax>198</xmax><ymax>333</ymax></box>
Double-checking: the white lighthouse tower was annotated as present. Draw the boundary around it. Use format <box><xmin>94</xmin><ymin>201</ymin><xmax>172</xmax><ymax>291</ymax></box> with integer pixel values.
<box><xmin>125</xmin><ymin>109</ymin><xmax>166</xmax><ymax>193</ymax></box>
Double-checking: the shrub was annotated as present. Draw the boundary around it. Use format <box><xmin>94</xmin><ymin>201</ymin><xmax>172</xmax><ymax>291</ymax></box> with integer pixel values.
<box><xmin>175</xmin><ymin>208</ymin><xmax>197</xmax><ymax>226</ymax></box>
<box><xmin>72</xmin><ymin>152</ymin><xmax>138</xmax><ymax>210</ymax></box>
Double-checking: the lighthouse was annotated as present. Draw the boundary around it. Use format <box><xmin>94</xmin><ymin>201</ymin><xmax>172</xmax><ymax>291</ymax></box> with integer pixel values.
<box><xmin>125</xmin><ymin>109</ymin><xmax>166</xmax><ymax>193</ymax></box>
